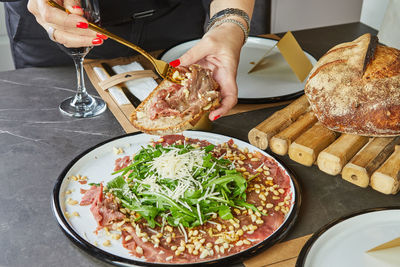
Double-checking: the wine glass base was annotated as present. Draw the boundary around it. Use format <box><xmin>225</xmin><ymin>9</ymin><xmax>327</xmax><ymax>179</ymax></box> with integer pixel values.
<box><xmin>59</xmin><ymin>95</ymin><xmax>107</xmax><ymax>118</ymax></box>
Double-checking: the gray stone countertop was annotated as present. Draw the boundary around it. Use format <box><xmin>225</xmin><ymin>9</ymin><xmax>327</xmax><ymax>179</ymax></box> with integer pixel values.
<box><xmin>1</xmin><ymin>23</ymin><xmax>399</xmax><ymax>267</ymax></box>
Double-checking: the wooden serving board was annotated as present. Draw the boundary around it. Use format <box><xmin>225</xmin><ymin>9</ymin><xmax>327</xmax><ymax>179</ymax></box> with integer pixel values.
<box><xmin>83</xmin><ymin>51</ymin><xmax>292</xmax><ymax>133</ymax></box>
<box><xmin>249</xmin><ymin>95</ymin><xmax>400</xmax><ymax>195</ymax></box>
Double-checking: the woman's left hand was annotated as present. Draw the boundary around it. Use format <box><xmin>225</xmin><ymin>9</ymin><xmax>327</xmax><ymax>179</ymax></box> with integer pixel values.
<box><xmin>177</xmin><ymin>22</ymin><xmax>245</xmax><ymax>121</ymax></box>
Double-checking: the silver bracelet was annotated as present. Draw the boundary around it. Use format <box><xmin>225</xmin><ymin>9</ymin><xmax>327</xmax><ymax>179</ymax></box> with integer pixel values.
<box><xmin>207</xmin><ymin>18</ymin><xmax>249</xmax><ymax>44</ymax></box>
<box><xmin>207</xmin><ymin>8</ymin><xmax>250</xmax><ymax>32</ymax></box>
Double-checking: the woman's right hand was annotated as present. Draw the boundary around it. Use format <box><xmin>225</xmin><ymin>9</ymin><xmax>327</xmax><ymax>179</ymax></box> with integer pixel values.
<box><xmin>27</xmin><ymin>0</ymin><xmax>106</xmax><ymax>47</ymax></box>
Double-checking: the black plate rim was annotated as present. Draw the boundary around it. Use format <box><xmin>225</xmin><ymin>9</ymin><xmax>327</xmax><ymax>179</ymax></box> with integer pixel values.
<box><xmin>295</xmin><ymin>206</ymin><xmax>400</xmax><ymax>267</ymax></box>
<box><xmin>52</xmin><ymin>131</ymin><xmax>302</xmax><ymax>267</ymax></box>
<box><xmin>158</xmin><ymin>35</ymin><xmax>317</xmax><ymax>104</ymax></box>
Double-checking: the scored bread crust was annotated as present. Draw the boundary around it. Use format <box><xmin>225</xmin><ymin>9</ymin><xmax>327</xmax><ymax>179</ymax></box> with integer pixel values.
<box><xmin>305</xmin><ymin>33</ymin><xmax>400</xmax><ymax>136</ymax></box>
<box><xmin>130</xmin><ymin>77</ymin><xmax>220</xmax><ymax>135</ymax></box>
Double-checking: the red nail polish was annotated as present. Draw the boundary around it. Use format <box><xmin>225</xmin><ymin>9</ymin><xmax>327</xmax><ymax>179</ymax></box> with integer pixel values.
<box><xmin>169</xmin><ymin>59</ymin><xmax>180</xmax><ymax>67</ymax></box>
<box><xmin>72</xmin><ymin>6</ymin><xmax>82</xmax><ymax>9</ymax></box>
<box><xmin>92</xmin><ymin>38</ymin><xmax>102</xmax><ymax>45</ymax></box>
<box><xmin>213</xmin><ymin>115</ymin><xmax>221</xmax><ymax>121</ymax></box>
<box><xmin>76</xmin><ymin>22</ymin><xmax>88</xmax><ymax>29</ymax></box>
<box><xmin>96</xmin><ymin>33</ymin><xmax>108</xmax><ymax>40</ymax></box>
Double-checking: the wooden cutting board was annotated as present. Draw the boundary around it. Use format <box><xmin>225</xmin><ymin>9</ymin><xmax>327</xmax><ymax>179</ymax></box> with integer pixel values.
<box><xmin>244</xmin><ymin>234</ymin><xmax>312</xmax><ymax>267</ymax></box>
<box><xmin>84</xmin><ymin>53</ymin><xmax>292</xmax><ymax>133</ymax></box>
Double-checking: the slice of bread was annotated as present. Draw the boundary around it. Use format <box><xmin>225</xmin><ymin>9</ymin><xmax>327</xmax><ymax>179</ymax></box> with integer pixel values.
<box><xmin>130</xmin><ymin>65</ymin><xmax>220</xmax><ymax>135</ymax></box>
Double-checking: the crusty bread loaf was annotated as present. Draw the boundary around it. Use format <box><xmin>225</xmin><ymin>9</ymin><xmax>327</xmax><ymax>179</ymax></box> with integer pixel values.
<box><xmin>305</xmin><ymin>33</ymin><xmax>400</xmax><ymax>136</ymax></box>
<box><xmin>130</xmin><ymin>65</ymin><xmax>220</xmax><ymax>135</ymax></box>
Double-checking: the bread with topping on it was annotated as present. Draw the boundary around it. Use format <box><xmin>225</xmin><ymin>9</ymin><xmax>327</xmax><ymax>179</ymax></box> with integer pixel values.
<box><xmin>130</xmin><ymin>64</ymin><xmax>220</xmax><ymax>135</ymax></box>
<box><xmin>305</xmin><ymin>33</ymin><xmax>400</xmax><ymax>136</ymax></box>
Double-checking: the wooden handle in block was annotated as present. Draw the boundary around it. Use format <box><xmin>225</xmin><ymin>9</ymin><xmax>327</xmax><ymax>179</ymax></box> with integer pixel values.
<box><xmin>288</xmin><ymin>122</ymin><xmax>339</xmax><ymax>166</ymax></box>
<box><xmin>270</xmin><ymin>111</ymin><xmax>318</xmax><ymax>156</ymax></box>
<box><xmin>248</xmin><ymin>95</ymin><xmax>309</xmax><ymax>150</ymax></box>
<box><xmin>317</xmin><ymin>134</ymin><xmax>369</xmax><ymax>176</ymax></box>
<box><xmin>370</xmin><ymin>145</ymin><xmax>400</xmax><ymax>195</ymax></box>
<box><xmin>342</xmin><ymin>137</ymin><xmax>399</xmax><ymax>188</ymax></box>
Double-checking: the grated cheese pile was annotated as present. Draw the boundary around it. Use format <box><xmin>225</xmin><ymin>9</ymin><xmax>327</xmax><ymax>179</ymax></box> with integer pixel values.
<box><xmin>131</xmin><ymin>147</ymin><xmax>223</xmax><ymax>204</ymax></box>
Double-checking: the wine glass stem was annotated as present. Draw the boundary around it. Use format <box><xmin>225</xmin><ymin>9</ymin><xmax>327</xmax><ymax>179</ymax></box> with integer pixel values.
<box><xmin>72</xmin><ymin>54</ymin><xmax>88</xmax><ymax>102</ymax></box>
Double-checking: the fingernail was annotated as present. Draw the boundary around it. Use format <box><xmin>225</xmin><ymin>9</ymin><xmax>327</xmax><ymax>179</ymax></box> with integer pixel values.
<box><xmin>92</xmin><ymin>38</ymin><xmax>102</xmax><ymax>45</ymax></box>
<box><xmin>169</xmin><ymin>59</ymin><xmax>180</xmax><ymax>67</ymax></box>
<box><xmin>96</xmin><ymin>33</ymin><xmax>108</xmax><ymax>40</ymax></box>
<box><xmin>76</xmin><ymin>22</ymin><xmax>88</xmax><ymax>29</ymax></box>
<box><xmin>72</xmin><ymin>6</ymin><xmax>82</xmax><ymax>9</ymax></box>
<box><xmin>212</xmin><ymin>115</ymin><xmax>221</xmax><ymax>121</ymax></box>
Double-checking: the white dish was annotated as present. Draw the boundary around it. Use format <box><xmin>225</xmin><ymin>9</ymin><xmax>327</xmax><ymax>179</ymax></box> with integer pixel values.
<box><xmin>52</xmin><ymin>131</ymin><xmax>301</xmax><ymax>266</ymax></box>
<box><xmin>160</xmin><ymin>37</ymin><xmax>317</xmax><ymax>103</ymax></box>
<box><xmin>297</xmin><ymin>208</ymin><xmax>400</xmax><ymax>267</ymax></box>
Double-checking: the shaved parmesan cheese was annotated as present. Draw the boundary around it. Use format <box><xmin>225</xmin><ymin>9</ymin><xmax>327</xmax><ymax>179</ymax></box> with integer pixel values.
<box><xmin>147</xmin><ymin>148</ymin><xmax>206</xmax><ymax>200</ymax></box>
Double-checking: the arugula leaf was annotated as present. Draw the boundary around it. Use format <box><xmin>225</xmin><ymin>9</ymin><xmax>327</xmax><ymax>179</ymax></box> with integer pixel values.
<box><xmin>107</xmin><ymin>176</ymin><xmax>126</xmax><ymax>189</ymax></box>
<box><xmin>234</xmin><ymin>199</ymin><xmax>268</xmax><ymax>216</ymax></box>
<box><xmin>205</xmin><ymin>173</ymin><xmax>247</xmax><ymax>197</ymax></box>
<box><xmin>120</xmin><ymin>199</ymin><xmax>159</xmax><ymax>228</ymax></box>
<box><xmin>218</xmin><ymin>205</ymin><xmax>234</xmax><ymax>220</ymax></box>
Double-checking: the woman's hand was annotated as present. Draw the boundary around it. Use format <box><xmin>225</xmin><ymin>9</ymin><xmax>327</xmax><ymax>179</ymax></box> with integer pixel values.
<box><xmin>177</xmin><ymin>23</ymin><xmax>245</xmax><ymax>121</ymax></box>
<box><xmin>27</xmin><ymin>0</ymin><xmax>106</xmax><ymax>47</ymax></box>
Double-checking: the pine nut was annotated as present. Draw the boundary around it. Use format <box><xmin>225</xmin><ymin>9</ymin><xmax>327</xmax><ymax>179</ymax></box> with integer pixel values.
<box><xmin>136</xmin><ymin>246</ymin><xmax>143</xmax><ymax>254</ymax></box>
<box><xmin>236</xmin><ymin>240</ymin><xmax>244</xmax><ymax>246</ymax></box>
<box><xmin>199</xmin><ymin>249</ymin><xmax>209</xmax><ymax>259</ymax></box>
<box><xmin>112</xmin><ymin>234</ymin><xmax>121</xmax><ymax>240</ymax></box>
<box><xmin>266</xmin><ymin>203</ymin><xmax>274</xmax><ymax>209</ymax></box>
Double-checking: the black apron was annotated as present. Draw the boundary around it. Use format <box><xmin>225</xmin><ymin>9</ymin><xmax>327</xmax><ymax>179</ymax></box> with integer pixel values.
<box><xmin>4</xmin><ymin>0</ymin><xmax>207</xmax><ymax>68</ymax></box>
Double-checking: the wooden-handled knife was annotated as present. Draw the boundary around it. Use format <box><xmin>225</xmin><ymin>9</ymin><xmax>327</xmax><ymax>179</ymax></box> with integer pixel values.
<box><xmin>101</xmin><ymin>63</ymin><xmax>142</xmax><ymax>108</ymax></box>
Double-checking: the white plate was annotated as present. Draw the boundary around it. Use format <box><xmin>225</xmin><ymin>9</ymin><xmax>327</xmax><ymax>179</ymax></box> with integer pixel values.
<box><xmin>52</xmin><ymin>131</ymin><xmax>301</xmax><ymax>266</ymax></box>
<box><xmin>160</xmin><ymin>37</ymin><xmax>317</xmax><ymax>103</ymax></box>
<box><xmin>297</xmin><ymin>208</ymin><xmax>400</xmax><ymax>267</ymax></box>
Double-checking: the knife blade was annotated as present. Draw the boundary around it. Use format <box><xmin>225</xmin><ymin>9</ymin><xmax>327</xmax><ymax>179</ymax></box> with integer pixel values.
<box><xmin>248</xmin><ymin>43</ymin><xmax>277</xmax><ymax>74</ymax></box>
<box><xmin>101</xmin><ymin>62</ymin><xmax>142</xmax><ymax>108</ymax></box>
<box><xmin>362</xmin><ymin>35</ymin><xmax>378</xmax><ymax>74</ymax></box>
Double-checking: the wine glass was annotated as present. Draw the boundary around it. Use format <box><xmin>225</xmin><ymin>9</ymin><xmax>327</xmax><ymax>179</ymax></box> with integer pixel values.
<box><xmin>58</xmin><ymin>0</ymin><xmax>106</xmax><ymax>118</ymax></box>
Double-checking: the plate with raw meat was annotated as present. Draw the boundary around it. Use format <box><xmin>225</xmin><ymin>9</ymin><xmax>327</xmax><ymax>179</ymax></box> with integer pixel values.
<box><xmin>52</xmin><ymin>131</ymin><xmax>301</xmax><ymax>266</ymax></box>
